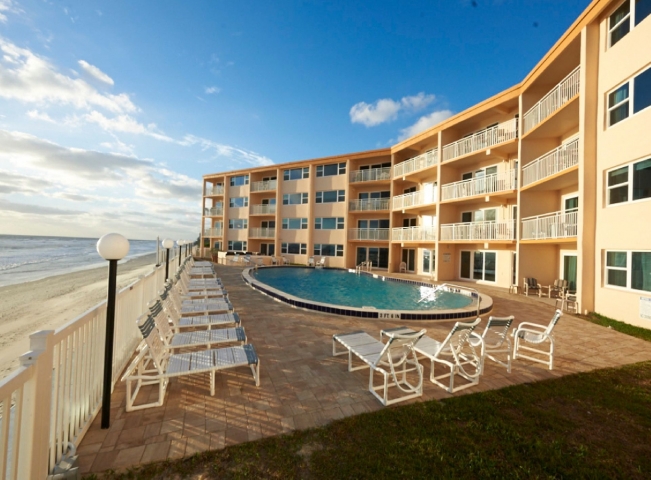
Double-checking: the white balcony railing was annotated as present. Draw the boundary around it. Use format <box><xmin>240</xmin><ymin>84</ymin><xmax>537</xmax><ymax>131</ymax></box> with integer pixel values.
<box><xmin>393</xmin><ymin>148</ymin><xmax>439</xmax><ymax>178</ymax></box>
<box><xmin>391</xmin><ymin>226</ymin><xmax>437</xmax><ymax>242</ymax></box>
<box><xmin>522</xmin><ymin>138</ymin><xmax>579</xmax><ymax>187</ymax></box>
<box><xmin>204</xmin><ymin>206</ymin><xmax>224</xmax><ymax>216</ymax></box>
<box><xmin>349</xmin><ymin>167</ymin><xmax>391</xmax><ymax>183</ymax></box>
<box><xmin>249</xmin><ymin>227</ymin><xmax>275</xmax><ymax>238</ymax></box>
<box><xmin>348</xmin><ymin>228</ymin><xmax>390</xmax><ymax>241</ymax></box>
<box><xmin>250</xmin><ymin>179</ymin><xmax>277</xmax><ymax>192</ymax></box>
<box><xmin>523</xmin><ymin>66</ymin><xmax>580</xmax><ymax>134</ymax></box>
<box><xmin>392</xmin><ymin>189</ymin><xmax>438</xmax><ymax>211</ymax></box>
<box><xmin>441</xmin><ymin>169</ymin><xmax>517</xmax><ymax>201</ymax></box>
<box><xmin>440</xmin><ymin>220</ymin><xmax>515</xmax><ymax>241</ymax></box>
<box><xmin>521</xmin><ymin>210</ymin><xmax>578</xmax><ymax>240</ymax></box>
<box><xmin>250</xmin><ymin>204</ymin><xmax>277</xmax><ymax>215</ymax></box>
<box><xmin>206</xmin><ymin>185</ymin><xmax>224</xmax><ymax>196</ymax></box>
<box><xmin>203</xmin><ymin>227</ymin><xmax>223</xmax><ymax>237</ymax></box>
<box><xmin>442</xmin><ymin>118</ymin><xmax>518</xmax><ymax>162</ymax></box>
<box><xmin>349</xmin><ymin>198</ymin><xmax>390</xmax><ymax>211</ymax></box>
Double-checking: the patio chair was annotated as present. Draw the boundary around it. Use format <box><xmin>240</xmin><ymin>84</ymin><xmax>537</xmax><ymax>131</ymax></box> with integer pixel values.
<box><xmin>308</xmin><ymin>256</ymin><xmax>315</xmax><ymax>267</ymax></box>
<box><xmin>399</xmin><ymin>261</ymin><xmax>407</xmax><ymax>273</ymax></box>
<box><xmin>332</xmin><ymin>329</ymin><xmax>426</xmax><ymax>406</ymax></box>
<box><xmin>316</xmin><ymin>257</ymin><xmax>326</xmax><ymax>268</ymax></box>
<box><xmin>513</xmin><ymin>309</ymin><xmax>562</xmax><ymax>370</ymax></box>
<box><xmin>228</xmin><ymin>254</ymin><xmax>240</xmax><ymax>265</ymax></box>
<box><xmin>523</xmin><ymin>277</ymin><xmax>542</xmax><ymax>297</ymax></box>
<box><xmin>162</xmin><ymin>286</ymin><xmax>233</xmax><ymax>318</ymax></box>
<box><xmin>541</xmin><ymin>279</ymin><xmax>567</xmax><ymax>299</ymax></box>
<box><xmin>555</xmin><ymin>291</ymin><xmax>579</xmax><ymax>314</ymax></box>
<box><xmin>468</xmin><ymin>315</ymin><xmax>514</xmax><ymax>373</ymax></box>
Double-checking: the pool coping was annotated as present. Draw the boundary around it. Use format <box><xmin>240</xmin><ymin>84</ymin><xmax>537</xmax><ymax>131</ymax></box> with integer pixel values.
<box><xmin>241</xmin><ymin>266</ymin><xmax>493</xmax><ymax>320</ymax></box>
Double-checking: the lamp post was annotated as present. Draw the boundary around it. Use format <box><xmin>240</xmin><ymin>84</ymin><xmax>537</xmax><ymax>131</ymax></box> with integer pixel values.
<box><xmin>178</xmin><ymin>240</ymin><xmax>183</xmax><ymax>268</ymax></box>
<box><xmin>96</xmin><ymin>233</ymin><xmax>130</xmax><ymax>429</ymax></box>
<box><xmin>162</xmin><ymin>238</ymin><xmax>174</xmax><ymax>281</ymax></box>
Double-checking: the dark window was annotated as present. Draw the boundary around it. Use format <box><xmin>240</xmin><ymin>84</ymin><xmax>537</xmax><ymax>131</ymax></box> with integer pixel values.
<box><xmin>633</xmin><ymin>67</ymin><xmax>651</xmax><ymax>114</ymax></box>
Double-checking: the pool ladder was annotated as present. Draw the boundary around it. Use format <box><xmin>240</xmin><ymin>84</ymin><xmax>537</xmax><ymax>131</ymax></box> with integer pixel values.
<box><xmin>355</xmin><ymin>261</ymin><xmax>372</xmax><ymax>274</ymax></box>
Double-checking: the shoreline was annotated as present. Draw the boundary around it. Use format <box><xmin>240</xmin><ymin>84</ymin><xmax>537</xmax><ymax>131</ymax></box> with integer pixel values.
<box><xmin>0</xmin><ymin>253</ymin><xmax>158</xmax><ymax>380</ymax></box>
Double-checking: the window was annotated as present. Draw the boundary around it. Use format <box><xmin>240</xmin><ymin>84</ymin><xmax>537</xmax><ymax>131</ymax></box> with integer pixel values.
<box><xmin>281</xmin><ymin>243</ymin><xmax>307</xmax><ymax>254</ymax></box>
<box><xmin>608</xmin><ymin>0</ymin><xmax>651</xmax><ymax>47</ymax></box>
<box><xmin>607</xmin><ymin>158</ymin><xmax>651</xmax><ymax>205</ymax></box>
<box><xmin>607</xmin><ymin>66</ymin><xmax>651</xmax><ymax>126</ymax></box>
<box><xmin>283</xmin><ymin>167</ymin><xmax>309</xmax><ymax>181</ymax></box>
<box><xmin>228</xmin><ymin>219</ymin><xmax>247</xmax><ymax>229</ymax></box>
<box><xmin>314</xmin><ymin>244</ymin><xmax>344</xmax><ymax>257</ymax></box>
<box><xmin>315</xmin><ymin>217</ymin><xmax>345</xmax><ymax>229</ymax></box>
<box><xmin>229</xmin><ymin>175</ymin><xmax>249</xmax><ymax>186</ymax></box>
<box><xmin>282</xmin><ymin>193</ymin><xmax>308</xmax><ymax>205</ymax></box>
<box><xmin>229</xmin><ymin>197</ymin><xmax>248</xmax><ymax>208</ymax></box>
<box><xmin>228</xmin><ymin>240</ymin><xmax>247</xmax><ymax>252</ymax></box>
<box><xmin>460</xmin><ymin>250</ymin><xmax>496</xmax><ymax>282</ymax></box>
<box><xmin>606</xmin><ymin>250</ymin><xmax>651</xmax><ymax>292</ymax></box>
<box><xmin>282</xmin><ymin>218</ymin><xmax>308</xmax><ymax>229</ymax></box>
<box><xmin>316</xmin><ymin>190</ymin><xmax>345</xmax><ymax>203</ymax></box>
<box><xmin>316</xmin><ymin>162</ymin><xmax>346</xmax><ymax>177</ymax></box>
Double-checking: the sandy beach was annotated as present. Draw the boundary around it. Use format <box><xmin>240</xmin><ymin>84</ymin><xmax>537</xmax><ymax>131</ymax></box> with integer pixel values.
<box><xmin>0</xmin><ymin>253</ymin><xmax>158</xmax><ymax>380</ymax></box>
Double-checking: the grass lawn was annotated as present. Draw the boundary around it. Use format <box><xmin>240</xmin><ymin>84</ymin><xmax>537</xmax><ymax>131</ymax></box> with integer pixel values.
<box><xmin>86</xmin><ymin>359</ymin><xmax>651</xmax><ymax>480</ymax></box>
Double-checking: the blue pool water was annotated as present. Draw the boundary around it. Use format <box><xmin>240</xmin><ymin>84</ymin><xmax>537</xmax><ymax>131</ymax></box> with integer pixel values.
<box><xmin>252</xmin><ymin>268</ymin><xmax>474</xmax><ymax>311</ymax></box>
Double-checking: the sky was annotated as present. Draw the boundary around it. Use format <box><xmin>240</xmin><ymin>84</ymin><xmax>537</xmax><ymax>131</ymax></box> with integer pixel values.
<box><xmin>0</xmin><ymin>0</ymin><xmax>589</xmax><ymax>241</ymax></box>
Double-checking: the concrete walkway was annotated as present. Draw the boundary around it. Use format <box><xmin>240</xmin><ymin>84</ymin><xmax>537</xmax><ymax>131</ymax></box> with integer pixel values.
<box><xmin>77</xmin><ymin>264</ymin><xmax>651</xmax><ymax>475</ymax></box>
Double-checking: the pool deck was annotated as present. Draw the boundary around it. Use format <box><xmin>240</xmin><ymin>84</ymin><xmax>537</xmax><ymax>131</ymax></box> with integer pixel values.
<box><xmin>77</xmin><ymin>263</ymin><xmax>651</xmax><ymax>475</ymax></box>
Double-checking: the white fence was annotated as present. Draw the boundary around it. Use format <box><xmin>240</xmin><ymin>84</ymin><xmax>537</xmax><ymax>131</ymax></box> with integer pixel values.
<box><xmin>250</xmin><ymin>204</ymin><xmax>276</xmax><ymax>215</ymax></box>
<box><xmin>349</xmin><ymin>198</ymin><xmax>390</xmax><ymax>212</ymax></box>
<box><xmin>440</xmin><ymin>220</ymin><xmax>515</xmax><ymax>241</ymax></box>
<box><xmin>249</xmin><ymin>227</ymin><xmax>275</xmax><ymax>238</ymax></box>
<box><xmin>0</xmin><ymin>258</ymin><xmax>179</xmax><ymax>479</ymax></box>
<box><xmin>522</xmin><ymin>138</ymin><xmax>579</xmax><ymax>187</ymax></box>
<box><xmin>204</xmin><ymin>206</ymin><xmax>223</xmax><ymax>216</ymax></box>
<box><xmin>523</xmin><ymin>66</ymin><xmax>580</xmax><ymax>134</ymax></box>
<box><xmin>393</xmin><ymin>149</ymin><xmax>438</xmax><ymax>178</ymax></box>
<box><xmin>392</xmin><ymin>190</ymin><xmax>437</xmax><ymax>211</ymax></box>
<box><xmin>349</xmin><ymin>167</ymin><xmax>391</xmax><ymax>183</ymax></box>
<box><xmin>441</xmin><ymin>170</ymin><xmax>516</xmax><ymax>201</ymax></box>
<box><xmin>442</xmin><ymin>118</ymin><xmax>518</xmax><ymax>162</ymax></box>
<box><xmin>348</xmin><ymin>228</ymin><xmax>390</xmax><ymax>241</ymax></box>
<box><xmin>521</xmin><ymin>210</ymin><xmax>578</xmax><ymax>240</ymax></box>
<box><xmin>391</xmin><ymin>226</ymin><xmax>437</xmax><ymax>242</ymax></box>
<box><xmin>250</xmin><ymin>179</ymin><xmax>277</xmax><ymax>192</ymax></box>
<box><xmin>203</xmin><ymin>228</ymin><xmax>223</xmax><ymax>237</ymax></box>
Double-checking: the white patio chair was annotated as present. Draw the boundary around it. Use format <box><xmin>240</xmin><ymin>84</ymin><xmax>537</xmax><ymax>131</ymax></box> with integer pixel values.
<box><xmin>469</xmin><ymin>315</ymin><xmax>514</xmax><ymax>373</ymax></box>
<box><xmin>513</xmin><ymin>309</ymin><xmax>562</xmax><ymax>370</ymax></box>
<box><xmin>308</xmin><ymin>256</ymin><xmax>315</xmax><ymax>267</ymax></box>
<box><xmin>399</xmin><ymin>261</ymin><xmax>407</xmax><ymax>273</ymax></box>
<box><xmin>555</xmin><ymin>291</ymin><xmax>579</xmax><ymax>314</ymax></box>
<box><xmin>316</xmin><ymin>257</ymin><xmax>326</xmax><ymax>268</ymax></box>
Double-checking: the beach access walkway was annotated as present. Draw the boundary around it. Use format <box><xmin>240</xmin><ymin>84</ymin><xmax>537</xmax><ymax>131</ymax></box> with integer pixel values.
<box><xmin>77</xmin><ymin>263</ymin><xmax>651</xmax><ymax>475</ymax></box>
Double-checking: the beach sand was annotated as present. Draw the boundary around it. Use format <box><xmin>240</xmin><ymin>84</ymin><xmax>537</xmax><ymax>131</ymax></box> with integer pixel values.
<box><xmin>0</xmin><ymin>254</ymin><xmax>158</xmax><ymax>380</ymax></box>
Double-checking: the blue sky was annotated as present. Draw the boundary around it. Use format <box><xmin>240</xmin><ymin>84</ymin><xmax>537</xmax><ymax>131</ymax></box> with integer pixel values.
<box><xmin>0</xmin><ymin>0</ymin><xmax>588</xmax><ymax>240</ymax></box>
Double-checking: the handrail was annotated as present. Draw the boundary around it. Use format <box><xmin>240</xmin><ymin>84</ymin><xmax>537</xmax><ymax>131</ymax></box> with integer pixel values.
<box><xmin>204</xmin><ymin>206</ymin><xmax>224</xmax><ymax>216</ymax></box>
<box><xmin>250</xmin><ymin>204</ymin><xmax>277</xmax><ymax>215</ymax></box>
<box><xmin>441</xmin><ymin>169</ymin><xmax>516</xmax><ymax>201</ymax></box>
<box><xmin>250</xmin><ymin>179</ymin><xmax>277</xmax><ymax>192</ymax></box>
<box><xmin>348</xmin><ymin>228</ymin><xmax>390</xmax><ymax>241</ymax></box>
<box><xmin>442</xmin><ymin>118</ymin><xmax>518</xmax><ymax>162</ymax></box>
<box><xmin>391</xmin><ymin>226</ymin><xmax>437</xmax><ymax>242</ymax></box>
<box><xmin>349</xmin><ymin>198</ymin><xmax>390</xmax><ymax>211</ymax></box>
<box><xmin>440</xmin><ymin>220</ymin><xmax>515</xmax><ymax>241</ymax></box>
<box><xmin>522</xmin><ymin>138</ymin><xmax>579</xmax><ymax>187</ymax></box>
<box><xmin>349</xmin><ymin>167</ymin><xmax>391</xmax><ymax>183</ymax></box>
<box><xmin>523</xmin><ymin>66</ymin><xmax>580</xmax><ymax>134</ymax></box>
<box><xmin>521</xmin><ymin>210</ymin><xmax>578</xmax><ymax>240</ymax></box>
<box><xmin>206</xmin><ymin>185</ymin><xmax>224</xmax><ymax>196</ymax></box>
<box><xmin>249</xmin><ymin>227</ymin><xmax>276</xmax><ymax>238</ymax></box>
<box><xmin>393</xmin><ymin>148</ymin><xmax>439</xmax><ymax>178</ymax></box>
<box><xmin>392</xmin><ymin>189</ymin><xmax>437</xmax><ymax>211</ymax></box>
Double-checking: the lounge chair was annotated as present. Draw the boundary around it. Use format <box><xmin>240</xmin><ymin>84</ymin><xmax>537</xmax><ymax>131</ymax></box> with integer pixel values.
<box><xmin>523</xmin><ymin>277</ymin><xmax>542</xmax><ymax>297</ymax></box>
<box><xmin>468</xmin><ymin>316</ymin><xmax>514</xmax><ymax>373</ymax></box>
<box><xmin>332</xmin><ymin>329</ymin><xmax>426</xmax><ymax>406</ymax></box>
<box><xmin>541</xmin><ymin>279</ymin><xmax>567</xmax><ymax>299</ymax></box>
<box><xmin>162</xmin><ymin>287</ymin><xmax>233</xmax><ymax>318</ymax></box>
<box><xmin>150</xmin><ymin>300</ymin><xmax>241</xmax><ymax>332</ymax></box>
<box><xmin>513</xmin><ymin>309</ymin><xmax>562</xmax><ymax>370</ymax></box>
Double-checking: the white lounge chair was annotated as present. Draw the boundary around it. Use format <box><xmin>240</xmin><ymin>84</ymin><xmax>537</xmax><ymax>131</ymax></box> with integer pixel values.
<box><xmin>469</xmin><ymin>316</ymin><xmax>514</xmax><ymax>373</ymax></box>
<box><xmin>161</xmin><ymin>287</ymin><xmax>233</xmax><ymax>318</ymax></box>
<box><xmin>513</xmin><ymin>309</ymin><xmax>562</xmax><ymax>370</ymax></box>
<box><xmin>148</xmin><ymin>300</ymin><xmax>243</xmax><ymax>337</ymax></box>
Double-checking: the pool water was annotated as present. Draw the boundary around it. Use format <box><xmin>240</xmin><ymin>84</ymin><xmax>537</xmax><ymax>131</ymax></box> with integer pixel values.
<box><xmin>252</xmin><ymin>267</ymin><xmax>474</xmax><ymax>311</ymax></box>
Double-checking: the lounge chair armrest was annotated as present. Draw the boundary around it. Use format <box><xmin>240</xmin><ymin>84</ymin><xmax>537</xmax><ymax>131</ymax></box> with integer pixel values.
<box><xmin>516</xmin><ymin>322</ymin><xmax>546</xmax><ymax>330</ymax></box>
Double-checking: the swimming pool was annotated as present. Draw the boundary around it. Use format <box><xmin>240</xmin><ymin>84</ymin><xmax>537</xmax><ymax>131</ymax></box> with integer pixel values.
<box><xmin>243</xmin><ymin>267</ymin><xmax>493</xmax><ymax>320</ymax></box>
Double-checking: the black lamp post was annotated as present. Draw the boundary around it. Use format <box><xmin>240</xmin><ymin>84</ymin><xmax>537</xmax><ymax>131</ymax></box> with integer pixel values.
<box><xmin>96</xmin><ymin>233</ymin><xmax>130</xmax><ymax>429</ymax></box>
<box><xmin>178</xmin><ymin>240</ymin><xmax>183</xmax><ymax>268</ymax></box>
<box><xmin>162</xmin><ymin>238</ymin><xmax>174</xmax><ymax>281</ymax></box>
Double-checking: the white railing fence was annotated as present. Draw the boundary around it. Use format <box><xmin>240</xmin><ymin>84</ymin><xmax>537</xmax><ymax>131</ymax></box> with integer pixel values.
<box><xmin>393</xmin><ymin>149</ymin><xmax>439</xmax><ymax>178</ymax></box>
<box><xmin>249</xmin><ymin>227</ymin><xmax>276</xmax><ymax>238</ymax></box>
<box><xmin>206</xmin><ymin>185</ymin><xmax>224</xmax><ymax>196</ymax></box>
<box><xmin>523</xmin><ymin>66</ymin><xmax>580</xmax><ymax>134</ymax></box>
<box><xmin>521</xmin><ymin>210</ymin><xmax>578</xmax><ymax>240</ymax></box>
<box><xmin>391</xmin><ymin>226</ymin><xmax>437</xmax><ymax>242</ymax></box>
<box><xmin>441</xmin><ymin>169</ymin><xmax>516</xmax><ymax>201</ymax></box>
<box><xmin>348</xmin><ymin>198</ymin><xmax>390</xmax><ymax>211</ymax></box>
<box><xmin>348</xmin><ymin>228</ymin><xmax>390</xmax><ymax>241</ymax></box>
<box><xmin>349</xmin><ymin>167</ymin><xmax>391</xmax><ymax>183</ymax></box>
<box><xmin>0</xmin><ymin>258</ymin><xmax>178</xmax><ymax>479</ymax></box>
<box><xmin>203</xmin><ymin>228</ymin><xmax>223</xmax><ymax>237</ymax></box>
<box><xmin>250</xmin><ymin>204</ymin><xmax>277</xmax><ymax>215</ymax></box>
<box><xmin>392</xmin><ymin>189</ymin><xmax>438</xmax><ymax>211</ymax></box>
<box><xmin>522</xmin><ymin>138</ymin><xmax>579</xmax><ymax>187</ymax></box>
<box><xmin>204</xmin><ymin>206</ymin><xmax>224</xmax><ymax>216</ymax></box>
<box><xmin>250</xmin><ymin>180</ymin><xmax>277</xmax><ymax>192</ymax></box>
<box><xmin>442</xmin><ymin>118</ymin><xmax>518</xmax><ymax>162</ymax></box>
<box><xmin>440</xmin><ymin>220</ymin><xmax>515</xmax><ymax>241</ymax></box>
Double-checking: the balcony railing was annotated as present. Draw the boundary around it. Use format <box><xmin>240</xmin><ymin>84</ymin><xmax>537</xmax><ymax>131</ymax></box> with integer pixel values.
<box><xmin>440</xmin><ymin>220</ymin><xmax>515</xmax><ymax>241</ymax></box>
<box><xmin>350</xmin><ymin>167</ymin><xmax>391</xmax><ymax>183</ymax></box>
<box><xmin>521</xmin><ymin>210</ymin><xmax>578</xmax><ymax>240</ymax></box>
<box><xmin>522</xmin><ymin>138</ymin><xmax>579</xmax><ymax>187</ymax></box>
<box><xmin>250</xmin><ymin>179</ymin><xmax>277</xmax><ymax>192</ymax></box>
<box><xmin>203</xmin><ymin>228</ymin><xmax>223</xmax><ymax>237</ymax></box>
<box><xmin>348</xmin><ymin>228</ymin><xmax>390</xmax><ymax>241</ymax></box>
<box><xmin>349</xmin><ymin>198</ymin><xmax>390</xmax><ymax>211</ymax></box>
<box><xmin>442</xmin><ymin>118</ymin><xmax>518</xmax><ymax>162</ymax></box>
<box><xmin>249</xmin><ymin>227</ymin><xmax>276</xmax><ymax>238</ymax></box>
<box><xmin>206</xmin><ymin>185</ymin><xmax>224</xmax><ymax>196</ymax></box>
<box><xmin>391</xmin><ymin>226</ymin><xmax>437</xmax><ymax>242</ymax></box>
<box><xmin>204</xmin><ymin>206</ymin><xmax>224</xmax><ymax>216</ymax></box>
<box><xmin>441</xmin><ymin>169</ymin><xmax>517</xmax><ymax>201</ymax></box>
<box><xmin>523</xmin><ymin>66</ymin><xmax>580</xmax><ymax>134</ymax></box>
<box><xmin>392</xmin><ymin>190</ymin><xmax>437</xmax><ymax>211</ymax></box>
<box><xmin>250</xmin><ymin>204</ymin><xmax>277</xmax><ymax>215</ymax></box>
<box><xmin>393</xmin><ymin>148</ymin><xmax>439</xmax><ymax>178</ymax></box>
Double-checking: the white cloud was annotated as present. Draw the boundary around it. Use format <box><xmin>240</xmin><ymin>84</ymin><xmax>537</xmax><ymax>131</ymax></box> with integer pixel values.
<box><xmin>350</xmin><ymin>92</ymin><xmax>435</xmax><ymax>127</ymax></box>
<box><xmin>83</xmin><ymin>111</ymin><xmax>174</xmax><ymax>142</ymax></box>
<box><xmin>204</xmin><ymin>86</ymin><xmax>220</xmax><ymax>94</ymax></box>
<box><xmin>26</xmin><ymin>109</ymin><xmax>56</xmax><ymax>123</ymax></box>
<box><xmin>0</xmin><ymin>170</ymin><xmax>54</xmax><ymax>194</ymax></box>
<box><xmin>78</xmin><ymin>60</ymin><xmax>114</xmax><ymax>85</ymax></box>
<box><xmin>398</xmin><ymin>109</ymin><xmax>454</xmax><ymax>141</ymax></box>
<box><xmin>181</xmin><ymin>134</ymin><xmax>274</xmax><ymax>167</ymax></box>
<box><xmin>0</xmin><ymin>0</ymin><xmax>19</xmax><ymax>23</ymax></box>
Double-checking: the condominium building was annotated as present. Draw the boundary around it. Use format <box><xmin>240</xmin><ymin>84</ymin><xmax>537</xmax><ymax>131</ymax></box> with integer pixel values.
<box><xmin>202</xmin><ymin>0</ymin><xmax>651</xmax><ymax>328</ymax></box>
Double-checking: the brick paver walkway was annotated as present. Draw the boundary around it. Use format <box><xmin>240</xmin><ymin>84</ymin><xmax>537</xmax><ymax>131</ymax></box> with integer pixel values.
<box><xmin>78</xmin><ymin>264</ymin><xmax>651</xmax><ymax>475</ymax></box>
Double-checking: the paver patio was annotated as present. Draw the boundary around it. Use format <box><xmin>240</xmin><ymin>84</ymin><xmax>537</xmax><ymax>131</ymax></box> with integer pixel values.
<box><xmin>77</xmin><ymin>263</ymin><xmax>651</xmax><ymax>475</ymax></box>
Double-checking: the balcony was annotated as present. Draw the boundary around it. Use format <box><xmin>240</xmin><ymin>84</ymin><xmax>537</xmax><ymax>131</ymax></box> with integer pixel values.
<box><xmin>440</xmin><ymin>220</ymin><xmax>515</xmax><ymax>242</ymax></box>
<box><xmin>522</xmin><ymin>138</ymin><xmax>579</xmax><ymax>188</ymax></box>
<box><xmin>348</xmin><ymin>228</ymin><xmax>390</xmax><ymax>241</ymax></box>
<box><xmin>441</xmin><ymin>170</ymin><xmax>516</xmax><ymax>202</ymax></box>
<box><xmin>391</xmin><ymin>226</ymin><xmax>437</xmax><ymax>242</ymax></box>
<box><xmin>442</xmin><ymin>119</ymin><xmax>518</xmax><ymax>162</ymax></box>
<box><xmin>349</xmin><ymin>198</ymin><xmax>390</xmax><ymax>212</ymax></box>
<box><xmin>205</xmin><ymin>185</ymin><xmax>224</xmax><ymax>196</ymax></box>
<box><xmin>349</xmin><ymin>167</ymin><xmax>391</xmax><ymax>183</ymax></box>
<box><xmin>393</xmin><ymin>148</ymin><xmax>438</xmax><ymax>178</ymax></box>
<box><xmin>523</xmin><ymin>66</ymin><xmax>580</xmax><ymax>135</ymax></box>
<box><xmin>250</xmin><ymin>179</ymin><xmax>277</xmax><ymax>192</ymax></box>
<box><xmin>203</xmin><ymin>228</ymin><xmax>223</xmax><ymax>237</ymax></box>
<box><xmin>392</xmin><ymin>190</ymin><xmax>437</xmax><ymax>211</ymax></box>
<box><xmin>250</xmin><ymin>204</ymin><xmax>277</xmax><ymax>215</ymax></box>
<box><xmin>204</xmin><ymin>206</ymin><xmax>224</xmax><ymax>216</ymax></box>
<box><xmin>521</xmin><ymin>210</ymin><xmax>578</xmax><ymax>241</ymax></box>
<box><xmin>249</xmin><ymin>227</ymin><xmax>276</xmax><ymax>238</ymax></box>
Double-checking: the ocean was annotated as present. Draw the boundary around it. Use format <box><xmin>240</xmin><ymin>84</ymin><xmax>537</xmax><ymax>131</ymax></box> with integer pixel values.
<box><xmin>0</xmin><ymin>235</ymin><xmax>160</xmax><ymax>287</ymax></box>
